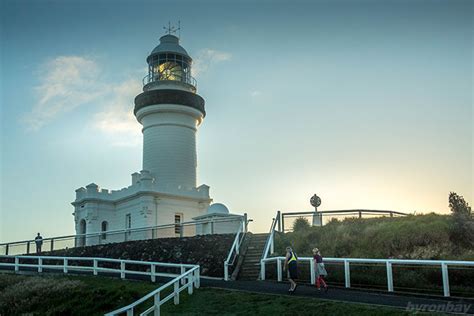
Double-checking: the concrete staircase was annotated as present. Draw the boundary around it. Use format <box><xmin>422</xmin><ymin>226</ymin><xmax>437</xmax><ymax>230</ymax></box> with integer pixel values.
<box><xmin>237</xmin><ymin>233</ymin><xmax>268</xmax><ymax>280</ymax></box>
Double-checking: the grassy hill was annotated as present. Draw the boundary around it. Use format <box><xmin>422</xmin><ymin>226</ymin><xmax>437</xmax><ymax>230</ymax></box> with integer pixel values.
<box><xmin>275</xmin><ymin>213</ymin><xmax>474</xmax><ymax>260</ymax></box>
<box><xmin>271</xmin><ymin>213</ymin><xmax>474</xmax><ymax>297</ymax></box>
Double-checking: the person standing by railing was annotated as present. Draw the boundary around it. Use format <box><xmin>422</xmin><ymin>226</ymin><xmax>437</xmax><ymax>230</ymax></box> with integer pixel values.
<box><xmin>35</xmin><ymin>233</ymin><xmax>43</xmax><ymax>254</ymax></box>
<box><xmin>313</xmin><ymin>248</ymin><xmax>328</xmax><ymax>293</ymax></box>
<box><xmin>284</xmin><ymin>246</ymin><xmax>298</xmax><ymax>292</ymax></box>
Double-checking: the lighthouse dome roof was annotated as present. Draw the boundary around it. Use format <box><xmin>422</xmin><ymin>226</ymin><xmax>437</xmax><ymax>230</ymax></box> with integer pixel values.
<box><xmin>149</xmin><ymin>35</ymin><xmax>191</xmax><ymax>59</ymax></box>
<box><xmin>207</xmin><ymin>203</ymin><xmax>230</xmax><ymax>215</ymax></box>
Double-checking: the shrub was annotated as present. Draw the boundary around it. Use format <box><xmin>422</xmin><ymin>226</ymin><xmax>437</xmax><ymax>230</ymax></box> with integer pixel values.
<box><xmin>449</xmin><ymin>192</ymin><xmax>474</xmax><ymax>249</ymax></box>
<box><xmin>292</xmin><ymin>217</ymin><xmax>311</xmax><ymax>232</ymax></box>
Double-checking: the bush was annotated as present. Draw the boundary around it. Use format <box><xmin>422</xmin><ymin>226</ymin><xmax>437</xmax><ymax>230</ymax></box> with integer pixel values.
<box><xmin>449</xmin><ymin>192</ymin><xmax>474</xmax><ymax>249</ymax></box>
<box><xmin>292</xmin><ymin>217</ymin><xmax>311</xmax><ymax>232</ymax></box>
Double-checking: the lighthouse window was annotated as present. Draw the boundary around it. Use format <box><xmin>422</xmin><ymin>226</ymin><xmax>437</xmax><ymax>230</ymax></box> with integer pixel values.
<box><xmin>175</xmin><ymin>213</ymin><xmax>183</xmax><ymax>235</ymax></box>
<box><xmin>158</xmin><ymin>61</ymin><xmax>183</xmax><ymax>81</ymax></box>
<box><xmin>101</xmin><ymin>221</ymin><xmax>108</xmax><ymax>240</ymax></box>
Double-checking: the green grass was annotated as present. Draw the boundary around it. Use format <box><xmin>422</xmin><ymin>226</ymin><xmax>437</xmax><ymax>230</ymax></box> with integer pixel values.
<box><xmin>0</xmin><ymin>273</ymin><xmax>159</xmax><ymax>315</ymax></box>
<box><xmin>277</xmin><ymin>214</ymin><xmax>474</xmax><ymax>260</ymax></box>
<box><xmin>161</xmin><ymin>288</ymin><xmax>436</xmax><ymax>315</ymax></box>
<box><xmin>0</xmin><ymin>274</ymin><xmax>436</xmax><ymax>315</ymax></box>
<box><xmin>272</xmin><ymin>213</ymin><xmax>474</xmax><ymax>297</ymax></box>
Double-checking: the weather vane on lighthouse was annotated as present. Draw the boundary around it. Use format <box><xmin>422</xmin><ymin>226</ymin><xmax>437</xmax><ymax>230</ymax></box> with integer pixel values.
<box><xmin>163</xmin><ymin>21</ymin><xmax>181</xmax><ymax>38</ymax></box>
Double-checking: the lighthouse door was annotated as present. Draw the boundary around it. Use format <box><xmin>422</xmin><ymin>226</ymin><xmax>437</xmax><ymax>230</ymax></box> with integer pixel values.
<box><xmin>79</xmin><ymin>219</ymin><xmax>86</xmax><ymax>246</ymax></box>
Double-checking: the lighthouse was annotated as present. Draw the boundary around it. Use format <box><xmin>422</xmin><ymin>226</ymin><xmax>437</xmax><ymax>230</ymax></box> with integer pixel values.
<box><xmin>71</xmin><ymin>32</ymin><xmax>243</xmax><ymax>246</ymax></box>
<box><xmin>135</xmin><ymin>34</ymin><xmax>205</xmax><ymax>192</ymax></box>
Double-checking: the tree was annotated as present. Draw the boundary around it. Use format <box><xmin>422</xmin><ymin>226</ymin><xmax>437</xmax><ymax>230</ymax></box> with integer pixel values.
<box><xmin>449</xmin><ymin>192</ymin><xmax>474</xmax><ymax>248</ymax></box>
<box><xmin>293</xmin><ymin>217</ymin><xmax>311</xmax><ymax>232</ymax></box>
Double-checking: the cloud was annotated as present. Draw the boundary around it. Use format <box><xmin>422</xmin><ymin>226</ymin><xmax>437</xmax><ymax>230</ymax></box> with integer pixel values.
<box><xmin>23</xmin><ymin>56</ymin><xmax>104</xmax><ymax>130</ymax></box>
<box><xmin>250</xmin><ymin>90</ymin><xmax>262</xmax><ymax>97</ymax></box>
<box><xmin>192</xmin><ymin>49</ymin><xmax>232</xmax><ymax>77</ymax></box>
<box><xmin>24</xmin><ymin>55</ymin><xmax>142</xmax><ymax>146</ymax></box>
<box><xmin>92</xmin><ymin>79</ymin><xmax>142</xmax><ymax>147</ymax></box>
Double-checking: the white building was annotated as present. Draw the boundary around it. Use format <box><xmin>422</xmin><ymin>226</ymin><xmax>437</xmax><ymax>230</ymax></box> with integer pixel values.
<box><xmin>72</xmin><ymin>34</ymin><xmax>242</xmax><ymax>245</ymax></box>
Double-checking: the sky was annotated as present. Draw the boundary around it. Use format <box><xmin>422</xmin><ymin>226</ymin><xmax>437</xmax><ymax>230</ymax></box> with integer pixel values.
<box><xmin>0</xmin><ymin>0</ymin><xmax>472</xmax><ymax>241</ymax></box>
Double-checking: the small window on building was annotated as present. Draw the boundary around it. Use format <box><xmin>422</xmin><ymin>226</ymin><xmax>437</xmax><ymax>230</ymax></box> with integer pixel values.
<box><xmin>101</xmin><ymin>221</ymin><xmax>108</xmax><ymax>240</ymax></box>
<box><xmin>126</xmin><ymin>214</ymin><xmax>131</xmax><ymax>235</ymax></box>
<box><xmin>175</xmin><ymin>213</ymin><xmax>183</xmax><ymax>235</ymax></box>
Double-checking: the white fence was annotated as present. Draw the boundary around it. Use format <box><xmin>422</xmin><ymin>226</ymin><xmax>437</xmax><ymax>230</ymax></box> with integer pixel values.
<box><xmin>0</xmin><ymin>255</ymin><xmax>200</xmax><ymax>315</ymax></box>
<box><xmin>260</xmin><ymin>256</ymin><xmax>474</xmax><ymax>297</ymax></box>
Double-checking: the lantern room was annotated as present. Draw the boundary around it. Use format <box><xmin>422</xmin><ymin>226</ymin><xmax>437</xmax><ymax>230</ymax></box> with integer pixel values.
<box><xmin>144</xmin><ymin>34</ymin><xmax>196</xmax><ymax>90</ymax></box>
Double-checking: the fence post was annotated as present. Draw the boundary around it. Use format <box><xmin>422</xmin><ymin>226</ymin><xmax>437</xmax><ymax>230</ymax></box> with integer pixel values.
<box><xmin>344</xmin><ymin>260</ymin><xmax>350</xmax><ymax>288</ymax></box>
<box><xmin>386</xmin><ymin>261</ymin><xmax>393</xmax><ymax>292</ymax></box>
<box><xmin>120</xmin><ymin>261</ymin><xmax>125</xmax><ymax>279</ymax></box>
<box><xmin>14</xmin><ymin>257</ymin><xmax>19</xmax><ymax>273</ymax></box>
<box><xmin>93</xmin><ymin>259</ymin><xmax>98</xmax><ymax>276</ymax></box>
<box><xmin>5</xmin><ymin>244</ymin><xmax>8</xmax><ymax>255</ymax></box>
<box><xmin>180</xmin><ymin>266</ymin><xmax>186</xmax><ymax>285</ymax></box>
<box><xmin>64</xmin><ymin>258</ymin><xmax>68</xmax><ymax>273</ymax></box>
<box><xmin>151</xmin><ymin>264</ymin><xmax>156</xmax><ymax>282</ymax></box>
<box><xmin>310</xmin><ymin>258</ymin><xmax>315</xmax><ymax>285</ymax></box>
<box><xmin>50</xmin><ymin>239</ymin><xmax>54</xmax><ymax>252</ymax></box>
<box><xmin>194</xmin><ymin>267</ymin><xmax>200</xmax><ymax>288</ymax></box>
<box><xmin>224</xmin><ymin>263</ymin><xmax>229</xmax><ymax>281</ymax></box>
<box><xmin>126</xmin><ymin>308</ymin><xmax>133</xmax><ymax>316</ymax></box>
<box><xmin>260</xmin><ymin>261</ymin><xmax>266</xmax><ymax>280</ymax></box>
<box><xmin>26</xmin><ymin>242</ymin><xmax>30</xmax><ymax>254</ymax></box>
<box><xmin>277</xmin><ymin>258</ymin><xmax>282</xmax><ymax>282</ymax></box>
<box><xmin>38</xmin><ymin>257</ymin><xmax>43</xmax><ymax>273</ymax></box>
<box><xmin>244</xmin><ymin>213</ymin><xmax>248</xmax><ymax>232</ymax></box>
<box><xmin>154</xmin><ymin>292</ymin><xmax>161</xmax><ymax>316</ymax></box>
<box><xmin>174</xmin><ymin>281</ymin><xmax>180</xmax><ymax>305</ymax></box>
<box><xmin>277</xmin><ymin>211</ymin><xmax>281</xmax><ymax>232</ymax></box>
<box><xmin>441</xmin><ymin>262</ymin><xmax>450</xmax><ymax>297</ymax></box>
<box><xmin>270</xmin><ymin>232</ymin><xmax>274</xmax><ymax>255</ymax></box>
<box><xmin>188</xmin><ymin>273</ymin><xmax>193</xmax><ymax>295</ymax></box>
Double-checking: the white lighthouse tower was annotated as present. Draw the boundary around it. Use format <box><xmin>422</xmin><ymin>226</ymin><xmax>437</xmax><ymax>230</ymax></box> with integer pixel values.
<box><xmin>70</xmin><ymin>33</ymin><xmax>248</xmax><ymax>246</ymax></box>
<box><xmin>135</xmin><ymin>34</ymin><xmax>205</xmax><ymax>192</ymax></box>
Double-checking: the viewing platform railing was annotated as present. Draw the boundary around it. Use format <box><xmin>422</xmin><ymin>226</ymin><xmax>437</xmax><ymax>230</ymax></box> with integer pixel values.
<box><xmin>0</xmin><ymin>255</ymin><xmax>200</xmax><ymax>315</ymax></box>
<box><xmin>0</xmin><ymin>216</ymin><xmax>245</xmax><ymax>256</ymax></box>
<box><xmin>142</xmin><ymin>73</ymin><xmax>197</xmax><ymax>87</ymax></box>
<box><xmin>280</xmin><ymin>209</ymin><xmax>408</xmax><ymax>232</ymax></box>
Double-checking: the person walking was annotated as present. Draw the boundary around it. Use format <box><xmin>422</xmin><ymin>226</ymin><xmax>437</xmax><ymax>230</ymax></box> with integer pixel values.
<box><xmin>313</xmin><ymin>248</ymin><xmax>328</xmax><ymax>293</ymax></box>
<box><xmin>35</xmin><ymin>233</ymin><xmax>43</xmax><ymax>254</ymax></box>
<box><xmin>284</xmin><ymin>246</ymin><xmax>298</xmax><ymax>293</ymax></box>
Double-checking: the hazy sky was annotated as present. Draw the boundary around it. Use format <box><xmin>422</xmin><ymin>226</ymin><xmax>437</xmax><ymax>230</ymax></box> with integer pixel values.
<box><xmin>0</xmin><ymin>0</ymin><xmax>472</xmax><ymax>241</ymax></box>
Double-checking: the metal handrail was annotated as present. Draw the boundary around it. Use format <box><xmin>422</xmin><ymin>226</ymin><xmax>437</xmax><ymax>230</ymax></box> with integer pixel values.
<box><xmin>261</xmin><ymin>212</ymin><xmax>280</xmax><ymax>262</ymax></box>
<box><xmin>260</xmin><ymin>256</ymin><xmax>474</xmax><ymax>297</ymax></box>
<box><xmin>0</xmin><ymin>215</ymin><xmax>241</xmax><ymax>251</ymax></box>
<box><xmin>0</xmin><ymin>255</ymin><xmax>200</xmax><ymax>315</ymax></box>
<box><xmin>142</xmin><ymin>73</ymin><xmax>197</xmax><ymax>87</ymax></box>
<box><xmin>223</xmin><ymin>220</ymin><xmax>246</xmax><ymax>281</ymax></box>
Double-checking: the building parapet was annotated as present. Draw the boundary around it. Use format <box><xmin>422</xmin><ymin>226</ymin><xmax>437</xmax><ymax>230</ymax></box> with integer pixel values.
<box><xmin>74</xmin><ymin>170</ymin><xmax>210</xmax><ymax>204</ymax></box>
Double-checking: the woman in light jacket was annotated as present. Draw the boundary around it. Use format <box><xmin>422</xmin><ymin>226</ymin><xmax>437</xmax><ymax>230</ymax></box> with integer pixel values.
<box><xmin>313</xmin><ymin>248</ymin><xmax>328</xmax><ymax>292</ymax></box>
